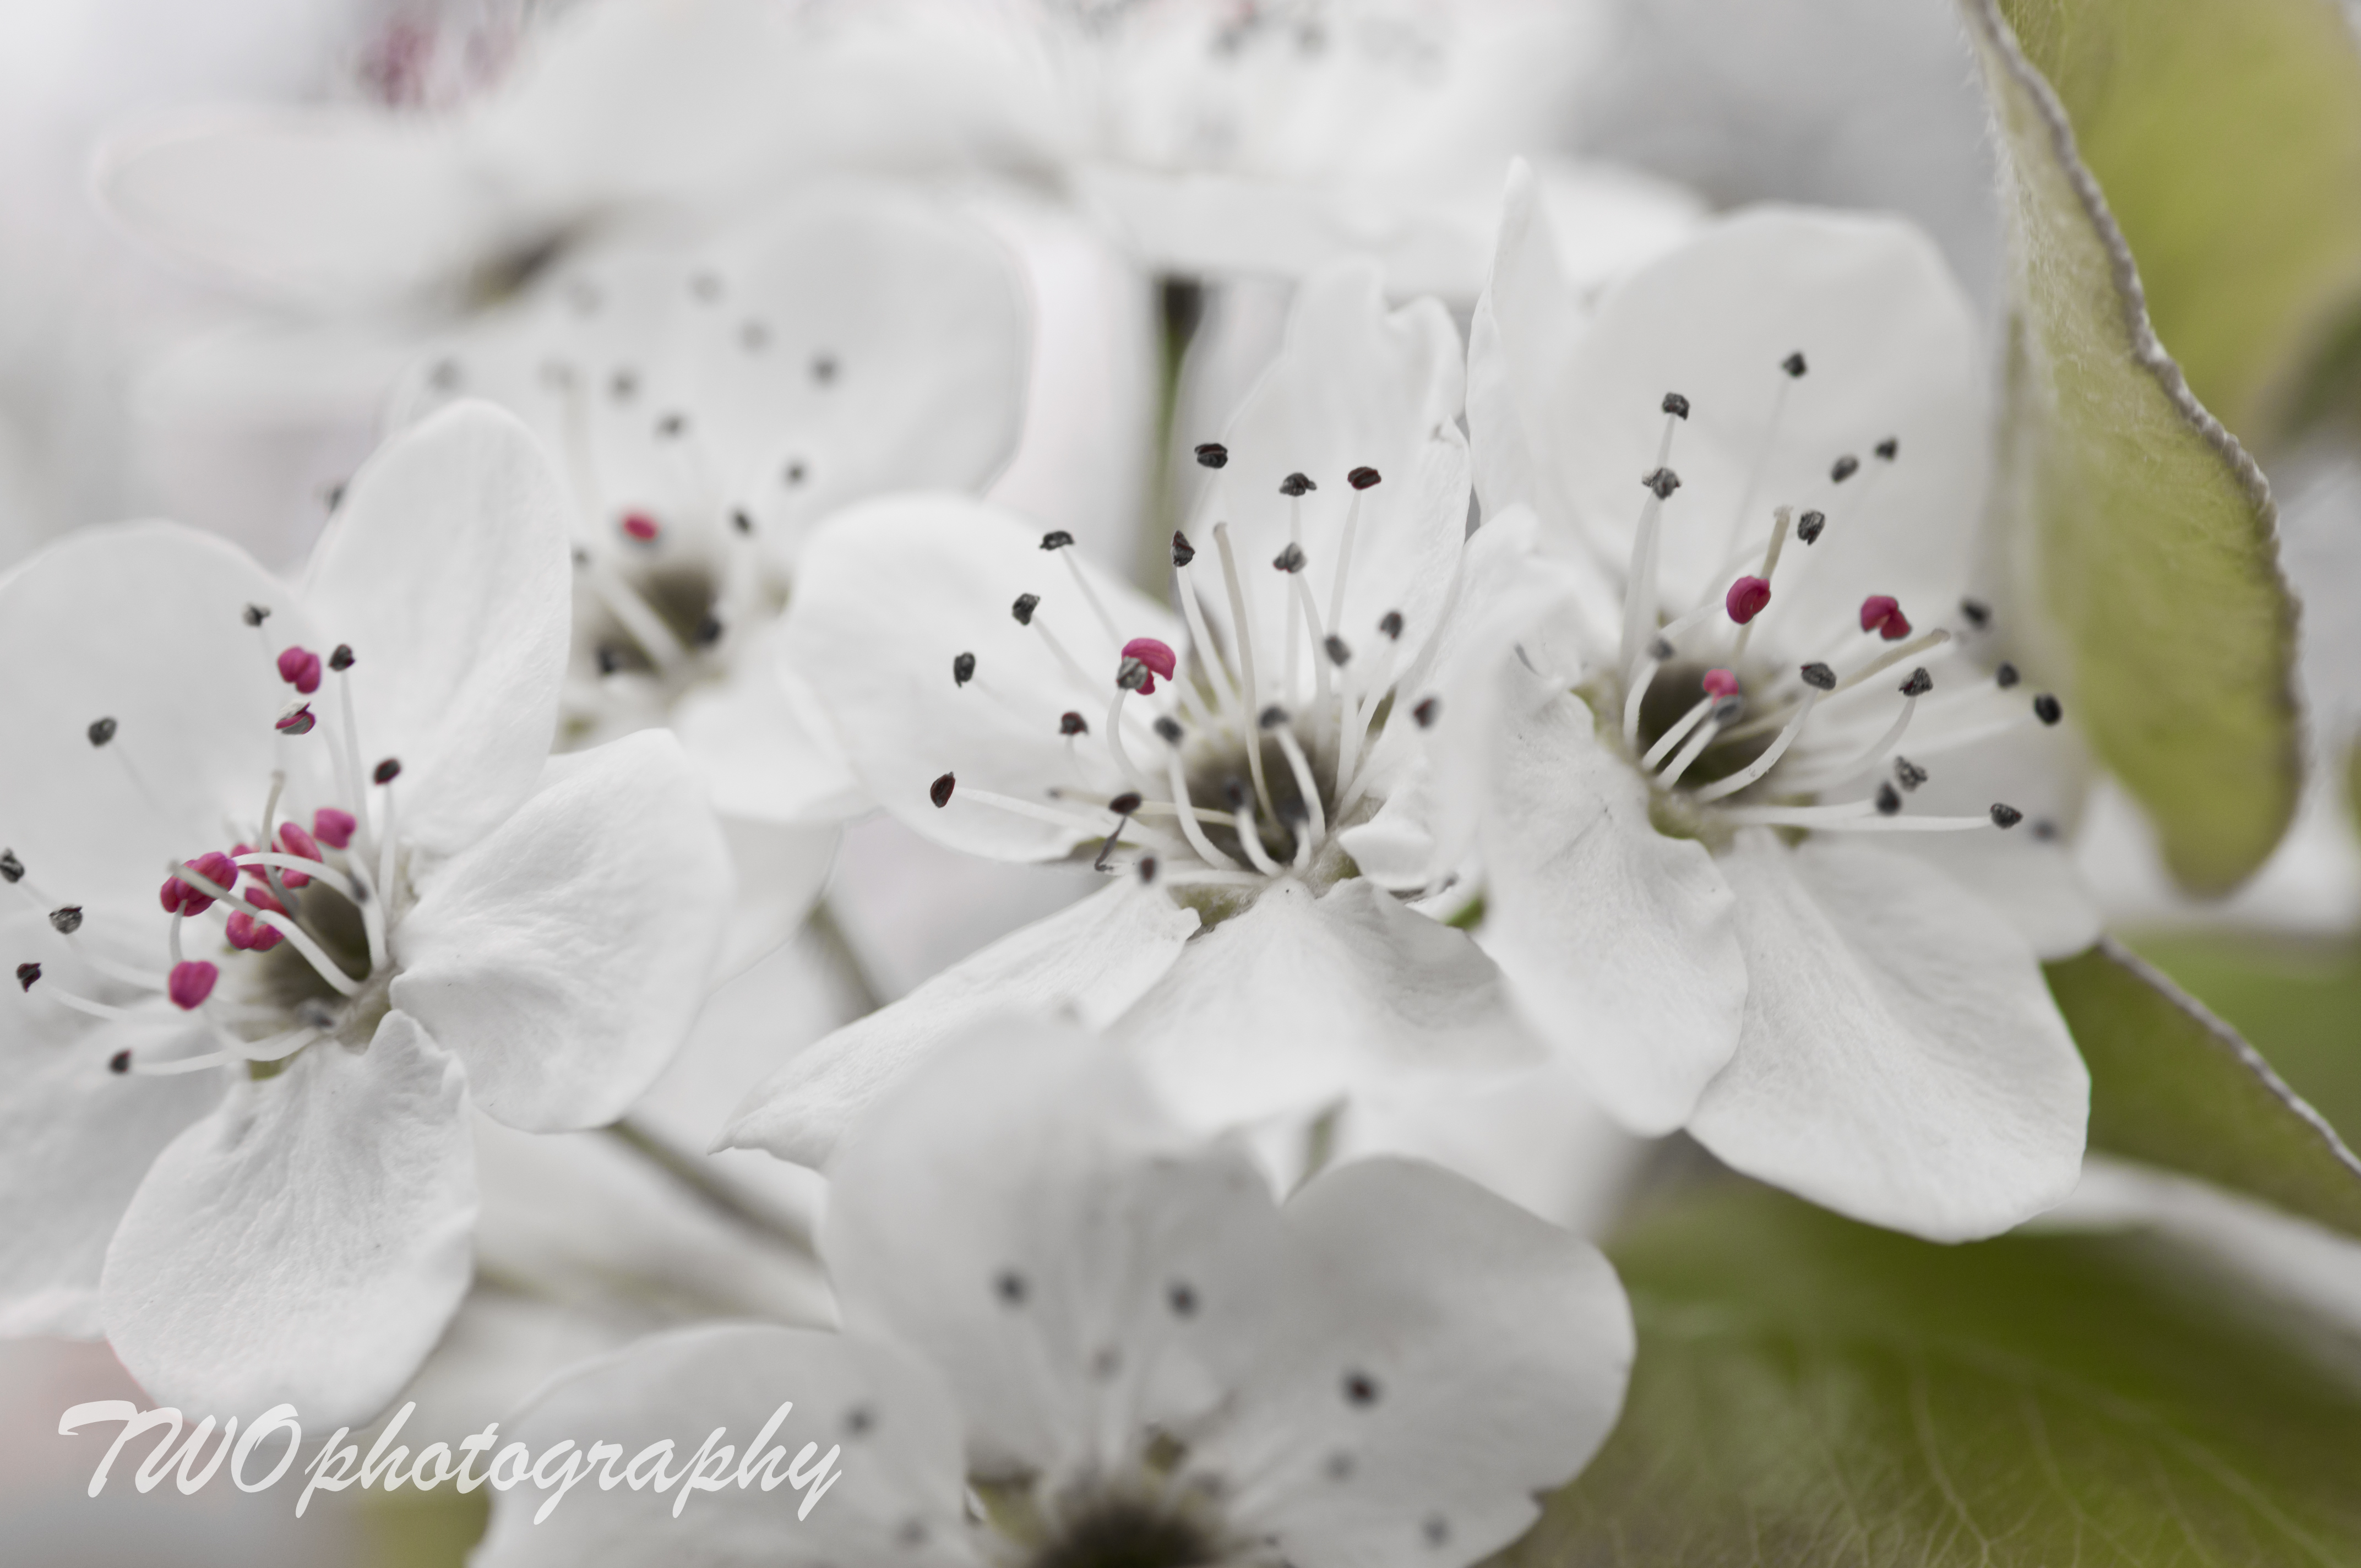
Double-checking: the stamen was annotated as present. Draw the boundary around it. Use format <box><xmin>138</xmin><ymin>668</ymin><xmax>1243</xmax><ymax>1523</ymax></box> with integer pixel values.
<box><xmin>373</xmin><ymin>761</ymin><xmax>402</xmax><ymax>912</ymax></box>
<box><xmin>1781</xmin><ymin>685</ymin><xmax>1921</xmax><ymax>793</ymax></box>
<box><xmin>1717</xmin><ymin>800</ymin><xmax>1998</xmax><ymax>832</ymax></box>
<box><xmin>1326</xmin><ymin>467</ymin><xmax>1379</xmax><ymax>645</ymax></box>
<box><xmin>1622</xmin><ymin>639</ymin><xmax>1672</xmax><ymax>750</ymax></box>
<box><xmin>958</xmin><ymin>785</ymin><xmax>1178</xmax><ymax>850</ymax></box>
<box><xmin>1659</xmin><ymin>698</ymin><xmax>1741</xmax><ymax>788</ymax></box>
<box><xmin>1617</xmin><ymin>447</ymin><xmax>1684</xmax><ymax>676</ymax></box>
<box><xmin>21</xmin><ymin>968</ymin><xmax>134</xmax><ymax>1020</ymax></box>
<box><xmin>1161</xmin><ymin>752</ymin><xmax>1243</xmax><ymax>872</ymax></box>
<box><xmin>1641</xmin><ymin>696</ymin><xmax>1714</xmax><ymax>770</ymax></box>
<box><xmin>1717</xmin><ymin>358</ymin><xmax>1801</xmax><ymax>565</ymax></box>
<box><xmin>1223</xmin><ymin>781</ymin><xmax>1285</xmax><ymax>876</ymax></box>
<box><xmin>1830</xmin><ymin>629</ymin><xmax>1951</xmax><ymax>697</ymax></box>
<box><xmin>1174</xmin><ymin>541</ymin><xmax>1242</xmax><ymax>717</ymax></box>
<box><xmin>1285</xmin><ymin>571</ymin><xmax>1334</xmax><ymax>716</ymax></box>
<box><xmin>1689</xmin><ymin>690</ymin><xmax>1824</xmax><ymax>803</ymax></box>
<box><xmin>1026</xmin><ymin>608</ymin><xmax>1098</xmax><ymax>696</ymax></box>
<box><xmin>1093</xmin><ymin>793</ymin><xmax>1144</xmax><ymax>872</ymax></box>
<box><xmin>1043</xmin><ymin>531</ymin><xmax>1124</xmax><ymax>652</ymax></box>
<box><xmin>1268</xmin><ymin>717</ymin><xmax>1328</xmax><ymax>849</ymax></box>
<box><xmin>576</xmin><ymin>553</ymin><xmax>687</xmax><ymax>672</ymax></box>
<box><xmin>1214</xmin><ymin>525</ymin><xmax>1277</xmax><ymax>821</ymax></box>
<box><xmin>331</xmin><ymin>661</ymin><xmax>372</xmax><ymax>861</ymax></box>
<box><xmin>170</xmin><ymin>861</ymin><xmax>362</xmax><ymax>999</ymax></box>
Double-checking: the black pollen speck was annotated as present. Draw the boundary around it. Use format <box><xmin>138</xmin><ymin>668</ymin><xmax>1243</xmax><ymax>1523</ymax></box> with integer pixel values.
<box><xmin>1380</xmin><ymin>610</ymin><xmax>1404</xmax><ymax>639</ymax></box>
<box><xmin>1895</xmin><ymin>757</ymin><xmax>1929</xmax><ymax>792</ymax></box>
<box><xmin>1991</xmin><ymin>803</ymin><xmax>2025</xmax><ymax>829</ymax></box>
<box><xmin>1831</xmin><ymin>454</ymin><xmax>1860</xmax><ymax>484</ymax></box>
<box><xmin>0</xmin><ymin>850</ymin><xmax>19</xmax><ymax>883</ymax></box>
<box><xmin>1642</xmin><ymin>466</ymin><xmax>1682</xmax><ymax>500</ymax></box>
<box><xmin>1343</xmin><ymin>1371</ymin><xmax>1380</xmax><ymax>1406</ymax></box>
<box><xmin>1661</xmin><ymin>391</ymin><xmax>1690</xmax><ymax>418</ymax></box>
<box><xmin>994</xmin><ymin>1268</ymin><xmax>1027</xmax><ymax>1305</ymax></box>
<box><xmin>1413</xmin><ymin>696</ymin><xmax>1440</xmax><ymax>728</ymax></box>
<box><xmin>1324</xmin><ymin>634</ymin><xmax>1351</xmax><ymax>666</ymax></box>
<box><xmin>1797</xmin><ymin>510</ymin><xmax>1826</xmax><ymax>545</ymax></box>
<box><xmin>1060</xmin><ymin>711</ymin><xmax>1088</xmax><ymax>736</ymax></box>
<box><xmin>1875</xmin><ymin>437</ymin><xmax>1899</xmax><ymax>461</ymax></box>
<box><xmin>1876</xmin><ymin>782</ymin><xmax>1902</xmax><ymax>816</ymax></box>
<box><xmin>373</xmin><ymin>758</ymin><xmax>402</xmax><ymax>785</ymax></box>
<box><xmin>86</xmin><ymin>718</ymin><xmax>117</xmax><ymax>748</ymax></box>
<box><xmin>242</xmin><ymin>603</ymin><xmax>271</xmax><ymax>627</ymax></box>
<box><xmin>1900</xmin><ymin>667</ymin><xmax>1933</xmax><ymax>697</ymax></box>
<box><xmin>1799</xmin><ymin>662</ymin><xmax>1837</xmax><ymax>691</ymax></box>
<box><xmin>1259</xmin><ymin>705</ymin><xmax>1289</xmax><ymax>730</ymax></box>
<box><xmin>2033</xmin><ymin>693</ymin><xmax>2063</xmax><ymax>726</ymax></box>
<box><xmin>1274</xmin><ymin>542</ymin><xmax>1307</xmax><ymax>573</ymax></box>
<box><xmin>15</xmin><ymin>961</ymin><xmax>39</xmax><ymax>991</ymax></box>
<box><xmin>1172</xmin><ymin>531</ymin><xmax>1197</xmax><ymax>568</ymax></box>
<box><xmin>1154</xmin><ymin>716</ymin><xmax>1184</xmax><ymax>744</ymax></box>
<box><xmin>953</xmin><ymin>652</ymin><xmax>976</xmax><ymax>687</ymax></box>
<box><xmin>1347</xmin><ymin>465</ymin><xmax>1382</xmax><ymax>490</ymax></box>
<box><xmin>1194</xmin><ymin>442</ymin><xmax>1229</xmax><ymax>469</ymax></box>
<box><xmin>1960</xmin><ymin>597</ymin><xmax>1991</xmax><ymax>629</ymax></box>
<box><xmin>1783</xmin><ymin>351</ymin><xmax>1809</xmax><ymax>378</ymax></box>
<box><xmin>48</xmin><ymin>906</ymin><xmax>81</xmax><ymax>935</ymax></box>
<box><xmin>1279</xmin><ymin>471</ymin><xmax>1315</xmax><ymax>497</ymax></box>
<box><xmin>1995</xmin><ymin>662</ymin><xmax>2021</xmax><ymax>689</ymax></box>
<box><xmin>109</xmin><ymin>1049</ymin><xmax>130</xmax><ymax>1074</ymax></box>
<box><xmin>329</xmin><ymin>644</ymin><xmax>355</xmax><ymax>671</ymax></box>
<box><xmin>1011</xmin><ymin>593</ymin><xmax>1040</xmax><ymax>625</ymax></box>
<box><xmin>1040</xmin><ymin>530</ymin><xmax>1076</xmax><ymax>552</ymax></box>
<box><xmin>930</xmin><ymin>772</ymin><xmax>956</xmax><ymax>809</ymax></box>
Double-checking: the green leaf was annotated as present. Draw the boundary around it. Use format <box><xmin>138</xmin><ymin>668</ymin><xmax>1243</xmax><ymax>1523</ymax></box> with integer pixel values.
<box><xmin>1995</xmin><ymin>0</ymin><xmax>2361</xmax><ymax>449</ymax></box>
<box><xmin>1502</xmin><ymin>1183</ymin><xmax>2361</xmax><ymax>1568</ymax></box>
<box><xmin>1961</xmin><ymin>0</ymin><xmax>2302</xmax><ymax>894</ymax></box>
<box><xmin>2048</xmin><ymin>938</ymin><xmax>2361</xmax><ymax>1241</ymax></box>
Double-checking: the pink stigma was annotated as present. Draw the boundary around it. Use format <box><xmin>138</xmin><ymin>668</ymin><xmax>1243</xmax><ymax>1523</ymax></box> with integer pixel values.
<box><xmin>277</xmin><ymin>705</ymin><xmax>317</xmax><ymax>736</ymax></box>
<box><xmin>1859</xmin><ymin>595</ymin><xmax>1913</xmax><ymax>641</ymax></box>
<box><xmin>167</xmin><ymin>960</ymin><xmax>219</xmax><ymax>1010</ymax></box>
<box><xmin>1121</xmin><ymin>636</ymin><xmax>1178</xmax><ymax>695</ymax></box>
<box><xmin>621</xmin><ymin>512</ymin><xmax>661</xmax><ymax>545</ymax></box>
<box><xmin>1724</xmin><ymin>576</ymin><xmax>1772</xmax><ymax>625</ymax></box>
<box><xmin>225</xmin><ymin>911</ymin><xmax>282</xmax><ymax>952</ymax></box>
<box><xmin>1701</xmin><ymin>668</ymin><xmax>1740</xmax><ymax>698</ymax></box>
<box><xmin>276</xmin><ymin>646</ymin><xmax>324</xmax><ymax>695</ymax></box>
<box><xmin>312</xmin><ymin>808</ymin><xmax>357</xmax><ymax>849</ymax></box>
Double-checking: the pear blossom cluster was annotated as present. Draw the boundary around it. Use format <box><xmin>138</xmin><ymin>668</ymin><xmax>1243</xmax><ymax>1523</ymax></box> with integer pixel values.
<box><xmin>0</xmin><ymin>0</ymin><xmax>2179</xmax><ymax>1559</ymax></box>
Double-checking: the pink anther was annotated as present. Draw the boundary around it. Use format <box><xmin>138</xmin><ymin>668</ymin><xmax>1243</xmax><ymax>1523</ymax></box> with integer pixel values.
<box><xmin>1120</xmin><ymin>637</ymin><xmax>1178</xmax><ymax>696</ymax></box>
<box><xmin>225</xmin><ymin>911</ymin><xmax>283</xmax><ymax>952</ymax></box>
<box><xmin>1701</xmin><ymin>668</ymin><xmax>1740</xmax><ymax>698</ymax></box>
<box><xmin>620</xmin><ymin>512</ymin><xmax>661</xmax><ymax>545</ymax></box>
<box><xmin>1859</xmin><ymin>595</ymin><xmax>1913</xmax><ymax>641</ymax></box>
<box><xmin>276</xmin><ymin>646</ymin><xmax>323</xmax><ymax>695</ymax></box>
<box><xmin>312</xmin><ymin>808</ymin><xmax>357</xmax><ymax>850</ymax></box>
<box><xmin>161</xmin><ymin>851</ymin><xmax>241</xmax><ymax>917</ymax></box>
<box><xmin>167</xmin><ymin>960</ymin><xmax>219</xmax><ymax>1010</ymax></box>
<box><xmin>1724</xmin><ymin>576</ymin><xmax>1772</xmax><ymax>625</ymax></box>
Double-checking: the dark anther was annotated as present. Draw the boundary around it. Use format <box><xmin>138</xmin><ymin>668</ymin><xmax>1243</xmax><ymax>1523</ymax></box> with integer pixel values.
<box><xmin>1274</xmin><ymin>542</ymin><xmax>1307</xmax><ymax>573</ymax></box>
<box><xmin>1797</xmin><ymin>510</ymin><xmax>1826</xmax><ymax>545</ymax></box>
<box><xmin>1011</xmin><ymin>593</ymin><xmax>1040</xmax><ymax>625</ymax></box>
<box><xmin>1168</xmin><ymin>1281</ymin><xmax>1199</xmax><ymax>1316</ymax></box>
<box><xmin>654</xmin><ymin>412</ymin><xmax>687</xmax><ymax>438</ymax></box>
<box><xmin>329</xmin><ymin>644</ymin><xmax>355</xmax><ymax>671</ymax></box>
<box><xmin>1799</xmin><ymin>662</ymin><xmax>1837</xmax><ymax>691</ymax></box>
<box><xmin>1710</xmin><ymin>695</ymin><xmax>1745</xmax><ymax>726</ymax></box>
<box><xmin>2033</xmin><ymin>694</ymin><xmax>2063</xmax><ymax>726</ymax></box>
<box><xmin>930</xmin><ymin>772</ymin><xmax>956</xmax><ymax>809</ymax></box>
<box><xmin>1172</xmin><ymin>531</ymin><xmax>1197</xmax><ymax>568</ymax></box>
<box><xmin>1830</xmin><ymin>454</ymin><xmax>1860</xmax><ymax>484</ymax></box>
<box><xmin>1875</xmin><ymin>782</ymin><xmax>1902</xmax><ymax>816</ymax></box>
<box><xmin>2033</xmin><ymin>819</ymin><xmax>2059</xmax><ymax>842</ymax></box>
<box><xmin>1649</xmin><ymin>636</ymin><xmax>1675</xmax><ymax>661</ymax></box>
<box><xmin>784</xmin><ymin>460</ymin><xmax>807</xmax><ymax>486</ymax></box>
<box><xmin>87</xmin><ymin>718</ymin><xmax>117</xmax><ymax>748</ymax></box>
<box><xmin>844</xmin><ymin>1407</ymin><xmax>874</xmax><ymax>1437</ymax></box>
<box><xmin>595</xmin><ymin>645</ymin><xmax>624</xmax><ymax>676</ymax></box>
<box><xmin>16</xmin><ymin>962</ymin><xmax>39</xmax><ymax>990</ymax></box>
<box><xmin>1995</xmin><ymin>662</ymin><xmax>2021</xmax><ymax>689</ymax></box>
<box><xmin>1259</xmin><ymin>705</ymin><xmax>1290</xmax><ymax>730</ymax></box>
<box><xmin>1413</xmin><ymin>696</ymin><xmax>1440</xmax><ymax>728</ymax></box>
<box><xmin>1090</xmin><ymin>1347</ymin><xmax>1122</xmax><ymax>1381</ymax></box>
<box><xmin>1347</xmin><ymin>466</ymin><xmax>1382</xmax><ymax>490</ymax></box>
<box><xmin>731</xmin><ymin>509</ymin><xmax>754</xmax><ymax>535</ymax></box>
<box><xmin>694</xmin><ymin>614</ymin><xmax>724</xmax><ymax>646</ymax></box>
<box><xmin>1991</xmin><ymin>803</ymin><xmax>2025</xmax><ymax>829</ymax></box>
<box><xmin>1960</xmin><ymin>597</ymin><xmax>1991</xmax><ymax>629</ymax></box>
<box><xmin>994</xmin><ymin>1269</ymin><xmax>1027</xmax><ymax>1305</ymax></box>
<box><xmin>1138</xmin><ymin>856</ymin><xmax>1159</xmax><ymax>884</ymax></box>
<box><xmin>1040</xmin><ymin>530</ymin><xmax>1076</xmax><ymax>552</ymax></box>
<box><xmin>1324</xmin><ymin>634</ymin><xmax>1351</xmax><ymax>666</ymax></box>
<box><xmin>1424</xmin><ymin>1515</ymin><xmax>1451</xmax><ymax>1547</ymax></box>
<box><xmin>811</xmin><ymin>354</ymin><xmax>838</xmax><ymax>384</ymax></box>
<box><xmin>1154</xmin><ymin>716</ymin><xmax>1184</xmax><ymax>744</ymax></box>
<box><xmin>242</xmin><ymin>604</ymin><xmax>271</xmax><ymax>627</ymax></box>
<box><xmin>1109</xmin><ymin>792</ymin><xmax>1143</xmax><ymax>815</ymax></box>
<box><xmin>1221</xmin><ymin>779</ymin><xmax>1248</xmax><ymax>809</ymax></box>
<box><xmin>1900</xmin><ymin>668</ymin><xmax>1933</xmax><ymax>698</ymax></box>
<box><xmin>373</xmin><ymin>758</ymin><xmax>402</xmax><ymax>785</ymax></box>
<box><xmin>953</xmin><ymin>652</ymin><xmax>976</xmax><ymax>687</ymax></box>
<box><xmin>610</xmin><ymin>368</ymin><xmax>639</xmax><ymax>400</ymax></box>
<box><xmin>1895</xmin><ymin>757</ymin><xmax>1929</xmax><ymax>791</ymax></box>
<box><xmin>1875</xmin><ymin>437</ymin><xmax>1899</xmax><ymax>461</ymax></box>
<box><xmin>1380</xmin><ymin>610</ymin><xmax>1405</xmax><ymax>640</ymax></box>
<box><xmin>0</xmin><ymin>850</ymin><xmax>19</xmax><ymax>883</ymax></box>
<box><xmin>1783</xmin><ymin>351</ymin><xmax>1809</xmax><ymax>378</ymax></box>
<box><xmin>1662</xmin><ymin>391</ymin><xmax>1691</xmax><ymax>418</ymax></box>
<box><xmin>1194</xmin><ymin>442</ymin><xmax>1230</xmax><ymax>469</ymax></box>
<box><xmin>109</xmin><ymin>1049</ymin><xmax>131</xmax><ymax>1075</ymax></box>
<box><xmin>48</xmin><ymin>906</ymin><xmax>82</xmax><ymax>935</ymax></box>
<box><xmin>1277</xmin><ymin>796</ymin><xmax>1309</xmax><ymax>824</ymax></box>
<box><xmin>1325</xmin><ymin>1452</ymin><xmax>1355</xmax><ymax>1482</ymax></box>
<box><xmin>1060</xmin><ymin>711</ymin><xmax>1088</xmax><ymax>736</ymax></box>
<box><xmin>1342</xmin><ymin>1371</ymin><xmax>1380</xmax><ymax>1406</ymax></box>
<box><xmin>572</xmin><ymin>546</ymin><xmax>590</xmax><ymax>567</ymax></box>
<box><xmin>1280</xmin><ymin>472</ymin><xmax>1316</xmax><ymax>497</ymax></box>
<box><xmin>1117</xmin><ymin>657</ymin><xmax>1151</xmax><ymax>692</ymax></box>
<box><xmin>1641</xmin><ymin>467</ymin><xmax>1682</xmax><ymax>500</ymax></box>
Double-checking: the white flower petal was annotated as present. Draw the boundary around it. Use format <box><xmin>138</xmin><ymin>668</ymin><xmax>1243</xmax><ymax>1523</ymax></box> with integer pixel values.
<box><xmin>713</xmin><ymin>815</ymin><xmax>840</xmax><ymax>982</ymax></box>
<box><xmin>1201</xmin><ymin>1157</ymin><xmax>1633</xmax><ymax>1568</ymax></box>
<box><xmin>1185</xmin><ymin>260</ymin><xmax>1470</xmax><ymax>690</ymax></box>
<box><xmin>824</xmin><ymin>1015</ymin><xmax>1281</xmax><ymax>1480</ymax></box>
<box><xmin>393</xmin><ymin>184</ymin><xmax>1030</xmax><ymax>563</ymax></box>
<box><xmin>395</xmin><ymin>730</ymin><xmax>732</xmax><ymax>1133</ymax></box>
<box><xmin>1512</xmin><ymin>206</ymin><xmax>1987</xmax><ymax>632</ymax></box>
<box><xmin>93</xmin><ymin>106</ymin><xmax>487</xmax><ymax>307</ymax></box>
<box><xmin>1690</xmin><ymin>829</ymin><xmax>2090</xmax><ymax>1242</ymax></box>
<box><xmin>780</xmin><ymin>494</ymin><xmax>1182</xmax><ymax>861</ymax></box>
<box><xmin>1468</xmin><ymin>159</ymin><xmax>1584</xmax><ymax>524</ymax></box>
<box><xmin>304</xmin><ymin>402</ymin><xmax>573</xmax><ymax>854</ymax></box>
<box><xmin>722</xmin><ymin>875</ymin><xmax>1198</xmax><ymax>1169</ymax></box>
<box><xmin>1113</xmin><ymin>878</ymin><xmax>1543</xmax><ymax>1132</ymax></box>
<box><xmin>1474</xmin><ymin>690</ymin><xmax>1748</xmax><ymax>1134</ymax></box>
<box><xmin>471</xmin><ymin>1324</ymin><xmax>976</xmax><ymax>1568</ymax></box>
<box><xmin>100</xmin><ymin>1011</ymin><xmax>475</xmax><ymax>1428</ymax></box>
<box><xmin>0</xmin><ymin>521</ymin><xmax>298</xmax><ymax>912</ymax></box>
<box><xmin>0</xmin><ymin>999</ymin><xmax>220</xmax><ymax>1338</ymax></box>
<box><xmin>672</xmin><ymin>626</ymin><xmax>867</xmax><ymax>826</ymax></box>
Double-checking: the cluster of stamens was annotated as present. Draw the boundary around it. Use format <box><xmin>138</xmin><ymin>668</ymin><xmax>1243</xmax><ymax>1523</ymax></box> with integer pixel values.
<box><xmin>11</xmin><ymin>606</ymin><xmax>412</xmax><ymax>1079</ymax></box>
<box><xmin>929</xmin><ymin>449</ymin><xmax>1415</xmax><ymax>903</ymax></box>
<box><xmin>1600</xmin><ymin>368</ymin><xmax>2065</xmax><ymax>841</ymax></box>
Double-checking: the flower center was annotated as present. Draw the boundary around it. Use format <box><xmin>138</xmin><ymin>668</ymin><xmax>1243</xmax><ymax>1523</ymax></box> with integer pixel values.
<box><xmin>1593</xmin><ymin>373</ymin><xmax>2068</xmax><ymax>844</ymax></box>
<box><xmin>10</xmin><ymin>612</ymin><xmax>411</xmax><ymax>1079</ymax></box>
<box><xmin>1027</xmin><ymin>1490</ymin><xmax>1231</xmax><ymax>1568</ymax></box>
